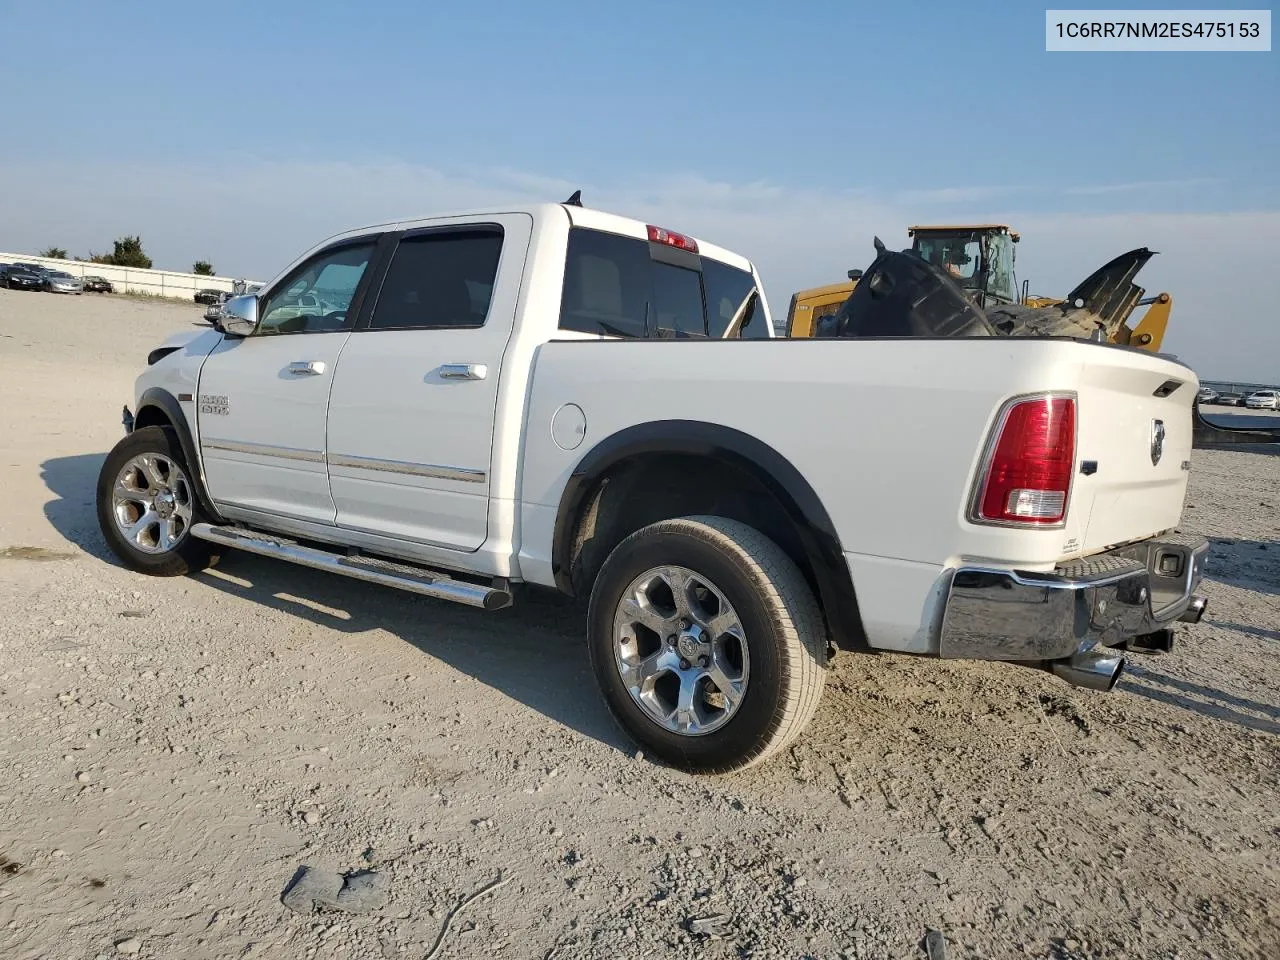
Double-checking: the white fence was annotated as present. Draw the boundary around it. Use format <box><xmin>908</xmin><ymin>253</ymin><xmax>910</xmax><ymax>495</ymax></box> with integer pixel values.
<box><xmin>0</xmin><ymin>252</ymin><xmax>262</xmax><ymax>301</ymax></box>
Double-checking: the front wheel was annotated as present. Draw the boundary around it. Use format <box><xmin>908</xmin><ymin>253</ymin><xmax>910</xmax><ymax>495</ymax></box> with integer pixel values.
<box><xmin>587</xmin><ymin>516</ymin><xmax>828</xmax><ymax>774</ymax></box>
<box><xmin>96</xmin><ymin>426</ymin><xmax>217</xmax><ymax>576</ymax></box>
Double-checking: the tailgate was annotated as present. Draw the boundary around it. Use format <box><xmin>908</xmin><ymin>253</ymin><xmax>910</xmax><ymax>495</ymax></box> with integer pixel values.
<box><xmin>1072</xmin><ymin>348</ymin><xmax>1197</xmax><ymax>555</ymax></box>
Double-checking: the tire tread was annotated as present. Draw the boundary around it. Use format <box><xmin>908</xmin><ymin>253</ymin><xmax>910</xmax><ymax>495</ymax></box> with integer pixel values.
<box><xmin>593</xmin><ymin>515</ymin><xmax>828</xmax><ymax>774</ymax></box>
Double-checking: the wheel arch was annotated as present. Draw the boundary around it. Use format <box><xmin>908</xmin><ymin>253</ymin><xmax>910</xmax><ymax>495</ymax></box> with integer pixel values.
<box><xmin>132</xmin><ymin>388</ymin><xmax>224</xmax><ymax>522</ymax></box>
<box><xmin>551</xmin><ymin>420</ymin><xmax>869</xmax><ymax>651</ymax></box>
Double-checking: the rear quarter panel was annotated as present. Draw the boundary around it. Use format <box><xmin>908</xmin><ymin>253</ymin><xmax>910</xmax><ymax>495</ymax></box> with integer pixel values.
<box><xmin>516</xmin><ymin>338</ymin><xmax>1196</xmax><ymax>653</ymax></box>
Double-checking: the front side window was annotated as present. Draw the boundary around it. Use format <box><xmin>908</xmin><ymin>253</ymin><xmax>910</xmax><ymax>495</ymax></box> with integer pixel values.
<box><xmin>257</xmin><ymin>241</ymin><xmax>375</xmax><ymax>336</ymax></box>
<box><xmin>367</xmin><ymin>228</ymin><xmax>504</xmax><ymax>330</ymax></box>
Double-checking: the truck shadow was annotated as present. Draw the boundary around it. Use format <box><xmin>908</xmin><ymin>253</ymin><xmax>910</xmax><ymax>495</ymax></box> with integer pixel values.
<box><xmin>1123</xmin><ymin>663</ymin><xmax>1280</xmax><ymax>736</ymax></box>
<box><xmin>1205</xmin><ymin>620</ymin><xmax>1280</xmax><ymax>643</ymax></box>
<box><xmin>39</xmin><ymin>452</ymin><xmax>116</xmax><ymax>562</ymax></box>
<box><xmin>39</xmin><ymin>453</ymin><xmax>631</xmax><ymax>756</ymax></box>
<box><xmin>40</xmin><ymin>453</ymin><xmax>1278</xmax><ymax>749</ymax></box>
<box><xmin>1204</xmin><ymin>537</ymin><xmax>1280</xmax><ymax>597</ymax></box>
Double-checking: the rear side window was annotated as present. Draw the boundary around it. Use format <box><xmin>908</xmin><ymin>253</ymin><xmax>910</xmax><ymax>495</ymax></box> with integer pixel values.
<box><xmin>558</xmin><ymin>230</ymin><xmax>652</xmax><ymax>338</ymax></box>
<box><xmin>558</xmin><ymin>227</ymin><xmax>763</xmax><ymax>339</ymax></box>
<box><xmin>368</xmin><ymin>227</ymin><xmax>504</xmax><ymax>330</ymax></box>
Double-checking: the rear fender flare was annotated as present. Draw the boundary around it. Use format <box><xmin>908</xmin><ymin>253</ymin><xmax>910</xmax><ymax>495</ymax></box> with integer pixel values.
<box><xmin>550</xmin><ymin>419</ymin><xmax>869</xmax><ymax>651</ymax></box>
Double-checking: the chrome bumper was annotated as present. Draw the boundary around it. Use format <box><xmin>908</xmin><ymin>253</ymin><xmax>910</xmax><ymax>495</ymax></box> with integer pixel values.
<box><xmin>939</xmin><ymin>533</ymin><xmax>1209</xmax><ymax>663</ymax></box>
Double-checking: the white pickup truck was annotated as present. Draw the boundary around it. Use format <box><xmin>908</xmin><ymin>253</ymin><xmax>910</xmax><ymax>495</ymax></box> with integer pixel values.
<box><xmin>96</xmin><ymin>199</ymin><xmax>1208</xmax><ymax>773</ymax></box>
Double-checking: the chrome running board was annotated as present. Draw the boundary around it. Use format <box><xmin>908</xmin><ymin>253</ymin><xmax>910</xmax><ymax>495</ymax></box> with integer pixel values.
<box><xmin>190</xmin><ymin>523</ymin><xmax>511</xmax><ymax>610</ymax></box>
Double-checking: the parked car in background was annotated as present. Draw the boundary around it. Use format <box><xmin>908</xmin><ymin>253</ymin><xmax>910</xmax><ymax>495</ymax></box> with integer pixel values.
<box><xmin>1196</xmin><ymin>387</ymin><xmax>1218</xmax><ymax>404</ymax></box>
<box><xmin>43</xmin><ymin>270</ymin><xmax>84</xmax><ymax>294</ymax></box>
<box><xmin>83</xmin><ymin>276</ymin><xmax>114</xmax><ymax>293</ymax></box>
<box><xmin>1214</xmin><ymin>392</ymin><xmax>1245</xmax><ymax>406</ymax></box>
<box><xmin>1245</xmin><ymin>390</ymin><xmax>1280</xmax><ymax>410</ymax></box>
<box><xmin>1</xmin><ymin>265</ymin><xmax>44</xmax><ymax>290</ymax></box>
<box><xmin>194</xmin><ymin>288</ymin><xmax>228</xmax><ymax>306</ymax></box>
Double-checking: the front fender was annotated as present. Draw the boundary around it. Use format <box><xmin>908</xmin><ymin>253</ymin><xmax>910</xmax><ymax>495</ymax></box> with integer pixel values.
<box><xmin>133</xmin><ymin>387</ymin><xmax>224</xmax><ymax>523</ymax></box>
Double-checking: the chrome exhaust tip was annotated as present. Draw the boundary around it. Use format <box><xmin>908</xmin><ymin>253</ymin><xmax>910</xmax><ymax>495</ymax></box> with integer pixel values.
<box><xmin>1051</xmin><ymin>646</ymin><xmax>1126</xmax><ymax>692</ymax></box>
<box><xmin>1179</xmin><ymin>595</ymin><xmax>1207</xmax><ymax>624</ymax></box>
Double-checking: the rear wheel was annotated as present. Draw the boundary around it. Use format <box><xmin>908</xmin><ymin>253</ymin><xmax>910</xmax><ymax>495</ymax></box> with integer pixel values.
<box><xmin>587</xmin><ymin>516</ymin><xmax>827</xmax><ymax>774</ymax></box>
<box><xmin>96</xmin><ymin>426</ymin><xmax>217</xmax><ymax>576</ymax></box>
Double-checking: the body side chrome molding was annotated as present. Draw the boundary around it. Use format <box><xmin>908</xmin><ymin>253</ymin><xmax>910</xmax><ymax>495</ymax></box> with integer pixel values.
<box><xmin>203</xmin><ymin>438</ymin><xmax>326</xmax><ymax>463</ymax></box>
<box><xmin>327</xmin><ymin>452</ymin><xmax>486</xmax><ymax>483</ymax></box>
<box><xmin>201</xmin><ymin>441</ymin><xmax>486</xmax><ymax>483</ymax></box>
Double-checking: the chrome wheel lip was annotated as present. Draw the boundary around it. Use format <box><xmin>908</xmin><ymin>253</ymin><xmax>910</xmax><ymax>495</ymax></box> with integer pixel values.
<box><xmin>612</xmin><ymin>564</ymin><xmax>750</xmax><ymax>737</ymax></box>
<box><xmin>110</xmin><ymin>453</ymin><xmax>194</xmax><ymax>555</ymax></box>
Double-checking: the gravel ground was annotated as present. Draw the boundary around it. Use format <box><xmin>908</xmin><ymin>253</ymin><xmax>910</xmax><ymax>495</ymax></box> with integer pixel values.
<box><xmin>1</xmin><ymin>289</ymin><xmax>1277</xmax><ymax>960</ymax></box>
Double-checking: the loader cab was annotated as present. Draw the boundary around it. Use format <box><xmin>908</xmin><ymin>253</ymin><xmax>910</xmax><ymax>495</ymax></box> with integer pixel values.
<box><xmin>907</xmin><ymin>225</ymin><xmax>1018</xmax><ymax>309</ymax></box>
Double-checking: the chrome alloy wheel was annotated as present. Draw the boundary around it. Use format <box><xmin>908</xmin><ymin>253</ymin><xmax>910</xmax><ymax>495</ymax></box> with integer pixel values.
<box><xmin>111</xmin><ymin>453</ymin><xmax>194</xmax><ymax>554</ymax></box>
<box><xmin>612</xmin><ymin>565</ymin><xmax>750</xmax><ymax>736</ymax></box>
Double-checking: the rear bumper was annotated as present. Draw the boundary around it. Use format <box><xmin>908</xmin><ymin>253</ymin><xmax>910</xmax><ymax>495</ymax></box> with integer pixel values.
<box><xmin>939</xmin><ymin>533</ymin><xmax>1209</xmax><ymax>664</ymax></box>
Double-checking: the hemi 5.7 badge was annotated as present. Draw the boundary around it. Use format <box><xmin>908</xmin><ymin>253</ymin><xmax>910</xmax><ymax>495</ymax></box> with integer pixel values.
<box><xmin>199</xmin><ymin>395</ymin><xmax>229</xmax><ymax>416</ymax></box>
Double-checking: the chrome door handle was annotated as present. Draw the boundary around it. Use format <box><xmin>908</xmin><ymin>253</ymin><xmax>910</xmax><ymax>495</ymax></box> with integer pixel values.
<box><xmin>287</xmin><ymin>361</ymin><xmax>326</xmax><ymax>376</ymax></box>
<box><xmin>439</xmin><ymin>363</ymin><xmax>488</xmax><ymax>381</ymax></box>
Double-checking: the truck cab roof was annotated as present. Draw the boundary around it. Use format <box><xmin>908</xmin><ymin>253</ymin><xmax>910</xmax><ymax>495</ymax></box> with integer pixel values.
<box><xmin>315</xmin><ymin>202</ymin><xmax>755</xmax><ymax>276</ymax></box>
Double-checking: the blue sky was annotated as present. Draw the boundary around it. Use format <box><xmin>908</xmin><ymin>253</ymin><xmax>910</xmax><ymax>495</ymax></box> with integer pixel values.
<box><xmin>1</xmin><ymin>0</ymin><xmax>1277</xmax><ymax>379</ymax></box>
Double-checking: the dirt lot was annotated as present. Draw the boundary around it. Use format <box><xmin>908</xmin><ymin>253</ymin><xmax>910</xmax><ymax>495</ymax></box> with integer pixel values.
<box><xmin>1</xmin><ymin>289</ymin><xmax>1277</xmax><ymax>960</ymax></box>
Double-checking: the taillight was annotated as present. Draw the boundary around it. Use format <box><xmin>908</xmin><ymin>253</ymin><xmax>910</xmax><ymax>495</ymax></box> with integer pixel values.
<box><xmin>974</xmin><ymin>395</ymin><xmax>1076</xmax><ymax>525</ymax></box>
<box><xmin>647</xmin><ymin>224</ymin><xmax>699</xmax><ymax>254</ymax></box>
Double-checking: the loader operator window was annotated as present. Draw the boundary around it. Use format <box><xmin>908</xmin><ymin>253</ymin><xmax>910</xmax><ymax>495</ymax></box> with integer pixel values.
<box><xmin>915</xmin><ymin>238</ymin><xmax>981</xmax><ymax>283</ymax></box>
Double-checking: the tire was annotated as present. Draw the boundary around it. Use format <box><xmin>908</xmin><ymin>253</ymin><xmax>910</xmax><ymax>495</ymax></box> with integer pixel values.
<box><xmin>96</xmin><ymin>426</ymin><xmax>217</xmax><ymax>576</ymax></box>
<box><xmin>587</xmin><ymin>515</ymin><xmax>827</xmax><ymax>774</ymax></box>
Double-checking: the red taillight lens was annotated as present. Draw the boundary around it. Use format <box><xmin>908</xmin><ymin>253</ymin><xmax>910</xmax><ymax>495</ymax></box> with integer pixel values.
<box><xmin>646</xmin><ymin>224</ymin><xmax>699</xmax><ymax>254</ymax></box>
<box><xmin>976</xmin><ymin>396</ymin><xmax>1076</xmax><ymax>525</ymax></box>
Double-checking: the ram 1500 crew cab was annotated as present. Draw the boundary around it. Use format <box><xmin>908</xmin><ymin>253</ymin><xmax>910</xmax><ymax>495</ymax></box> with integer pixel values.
<box><xmin>97</xmin><ymin>200</ymin><xmax>1208</xmax><ymax>773</ymax></box>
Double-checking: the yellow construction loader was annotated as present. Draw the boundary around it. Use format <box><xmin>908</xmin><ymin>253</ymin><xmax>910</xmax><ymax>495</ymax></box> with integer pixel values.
<box><xmin>785</xmin><ymin>224</ymin><xmax>1172</xmax><ymax>351</ymax></box>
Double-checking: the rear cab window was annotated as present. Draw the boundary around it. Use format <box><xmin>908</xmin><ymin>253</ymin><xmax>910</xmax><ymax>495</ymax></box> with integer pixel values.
<box><xmin>558</xmin><ymin>227</ymin><xmax>767</xmax><ymax>339</ymax></box>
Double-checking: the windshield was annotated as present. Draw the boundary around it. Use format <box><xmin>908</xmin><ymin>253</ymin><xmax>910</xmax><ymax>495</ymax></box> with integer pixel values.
<box><xmin>912</xmin><ymin>231</ymin><xmax>1016</xmax><ymax>304</ymax></box>
<box><xmin>915</xmin><ymin>236</ymin><xmax>980</xmax><ymax>285</ymax></box>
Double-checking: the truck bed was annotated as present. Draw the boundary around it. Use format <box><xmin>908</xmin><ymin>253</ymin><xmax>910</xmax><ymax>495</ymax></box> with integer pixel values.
<box><xmin>517</xmin><ymin>336</ymin><xmax>1197</xmax><ymax>653</ymax></box>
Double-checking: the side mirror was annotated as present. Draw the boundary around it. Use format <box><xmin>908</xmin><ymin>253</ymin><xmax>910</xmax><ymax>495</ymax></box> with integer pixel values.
<box><xmin>221</xmin><ymin>295</ymin><xmax>259</xmax><ymax>337</ymax></box>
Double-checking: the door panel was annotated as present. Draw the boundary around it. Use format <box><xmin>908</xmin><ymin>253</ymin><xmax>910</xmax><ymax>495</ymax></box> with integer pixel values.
<box><xmin>198</xmin><ymin>332</ymin><xmax>351</xmax><ymax>522</ymax></box>
<box><xmin>197</xmin><ymin>238</ymin><xmax>380</xmax><ymax>523</ymax></box>
<box><xmin>326</xmin><ymin>214</ymin><xmax>533</xmax><ymax>551</ymax></box>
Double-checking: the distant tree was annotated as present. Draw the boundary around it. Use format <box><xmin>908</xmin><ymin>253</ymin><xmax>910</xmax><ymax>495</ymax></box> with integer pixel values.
<box><xmin>91</xmin><ymin>236</ymin><xmax>153</xmax><ymax>269</ymax></box>
<box><xmin>192</xmin><ymin>260</ymin><xmax>215</xmax><ymax>276</ymax></box>
<box><xmin>38</xmin><ymin>246</ymin><xmax>69</xmax><ymax>260</ymax></box>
